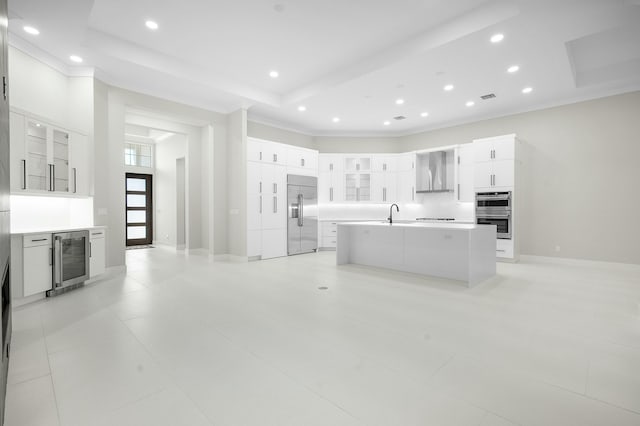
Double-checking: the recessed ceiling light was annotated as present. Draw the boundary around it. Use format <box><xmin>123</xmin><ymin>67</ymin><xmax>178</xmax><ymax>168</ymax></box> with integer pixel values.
<box><xmin>145</xmin><ymin>20</ymin><xmax>159</xmax><ymax>30</ymax></box>
<box><xmin>69</xmin><ymin>55</ymin><xmax>83</xmax><ymax>63</ymax></box>
<box><xmin>522</xmin><ymin>87</ymin><xmax>533</xmax><ymax>94</ymax></box>
<box><xmin>35</xmin><ymin>123</ymin><xmax>41</xmax><ymax>127</ymax></box>
<box><xmin>490</xmin><ymin>33</ymin><xmax>504</xmax><ymax>43</ymax></box>
<box><xmin>23</xmin><ymin>26</ymin><xmax>40</xmax><ymax>35</ymax></box>
<box><xmin>395</xmin><ymin>98</ymin><xmax>405</xmax><ymax>105</ymax></box>
<box><xmin>507</xmin><ymin>65</ymin><xmax>520</xmax><ymax>73</ymax></box>
<box><xmin>269</xmin><ymin>70</ymin><xmax>279</xmax><ymax>78</ymax></box>
<box><xmin>444</xmin><ymin>84</ymin><xmax>454</xmax><ymax>91</ymax></box>
<box><xmin>466</xmin><ymin>101</ymin><xmax>475</xmax><ymax>107</ymax></box>
<box><xmin>420</xmin><ymin>112</ymin><xmax>429</xmax><ymax>117</ymax></box>
<box><xmin>297</xmin><ymin>105</ymin><xmax>306</xmax><ymax>112</ymax></box>
<box><xmin>383</xmin><ymin>121</ymin><xmax>390</xmax><ymax>126</ymax></box>
<box><xmin>332</xmin><ymin>117</ymin><xmax>340</xmax><ymax>123</ymax></box>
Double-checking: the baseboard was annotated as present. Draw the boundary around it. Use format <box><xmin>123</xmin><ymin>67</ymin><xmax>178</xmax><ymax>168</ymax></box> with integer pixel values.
<box><xmin>12</xmin><ymin>292</ymin><xmax>45</xmax><ymax>308</ymax></box>
<box><xmin>213</xmin><ymin>254</ymin><xmax>248</xmax><ymax>262</ymax></box>
<box><xmin>520</xmin><ymin>255</ymin><xmax>640</xmax><ymax>270</ymax></box>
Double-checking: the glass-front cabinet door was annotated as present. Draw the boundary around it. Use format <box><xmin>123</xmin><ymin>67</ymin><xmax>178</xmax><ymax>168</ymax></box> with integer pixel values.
<box><xmin>52</xmin><ymin>129</ymin><xmax>70</xmax><ymax>192</ymax></box>
<box><xmin>25</xmin><ymin>120</ymin><xmax>48</xmax><ymax>191</ymax></box>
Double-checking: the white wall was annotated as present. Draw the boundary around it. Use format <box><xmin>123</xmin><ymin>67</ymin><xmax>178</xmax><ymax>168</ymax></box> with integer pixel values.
<box><xmin>226</xmin><ymin>109</ymin><xmax>247</xmax><ymax>257</ymax></box>
<box><xmin>10</xmin><ymin>195</ymin><xmax>93</xmax><ymax>231</ymax></box>
<box><xmin>247</xmin><ymin>121</ymin><xmax>315</xmax><ymax>149</ymax></box>
<box><xmin>400</xmin><ymin>91</ymin><xmax>640</xmax><ymax>264</ymax></box>
<box><xmin>93</xmin><ymin>84</ymin><xmax>229</xmax><ymax>267</ymax></box>
<box><xmin>314</xmin><ymin>136</ymin><xmax>401</xmax><ymax>153</ymax></box>
<box><xmin>154</xmin><ymin>133</ymin><xmax>187</xmax><ymax>247</ymax></box>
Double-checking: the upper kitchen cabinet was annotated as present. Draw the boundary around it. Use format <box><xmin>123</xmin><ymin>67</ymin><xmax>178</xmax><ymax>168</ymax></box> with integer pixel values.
<box><xmin>9</xmin><ymin>111</ymin><xmax>90</xmax><ymax>196</ymax></box>
<box><xmin>473</xmin><ymin>134</ymin><xmax>520</xmax><ymax>192</ymax></box>
<box><xmin>286</xmin><ymin>146</ymin><xmax>318</xmax><ymax>174</ymax></box>
<box><xmin>473</xmin><ymin>133</ymin><xmax>516</xmax><ymax>163</ymax></box>
<box><xmin>344</xmin><ymin>156</ymin><xmax>371</xmax><ymax>172</ymax></box>
<box><xmin>318</xmin><ymin>154</ymin><xmax>343</xmax><ymax>173</ymax></box>
<box><xmin>247</xmin><ymin>137</ymin><xmax>287</xmax><ymax>165</ymax></box>
<box><xmin>456</xmin><ymin>144</ymin><xmax>475</xmax><ymax>202</ymax></box>
<box><xmin>371</xmin><ymin>155</ymin><xmax>396</xmax><ymax>173</ymax></box>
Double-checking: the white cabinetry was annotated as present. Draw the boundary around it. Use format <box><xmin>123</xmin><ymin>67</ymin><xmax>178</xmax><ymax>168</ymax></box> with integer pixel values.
<box><xmin>456</xmin><ymin>144</ymin><xmax>475</xmax><ymax>202</ymax></box>
<box><xmin>89</xmin><ymin>229</ymin><xmax>106</xmax><ymax>278</ymax></box>
<box><xmin>318</xmin><ymin>154</ymin><xmax>344</xmax><ymax>203</ymax></box>
<box><xmin>473</xmin><ymin>134</ymin><xmax>516</xmax><ymax>191</ymax></box>
<box><xmin>22</xmin><ymin>234</ymin><xmax>52</xmax><ymax>297</ymax></box>
<box><xmin>287</xmin><ymin>146</ymin><xmax>318</xmax><ymax>174</ymax></box>
<box><xmin>397</xmin><ymin>153</ymin><xmax>416</xmax><ymax>203</ymax></box>
<box><xmin>9</xmin><ymin>111</ymin><xmax>89</xmax><ymax>196</ymax></box>
<box><xmin>319</xmin><ymin>221</ymin><xmax>338</xmax><ymax>249</ymax></box>
<box><xmin>247</xmin><ymin>138</ymin><xmax>291</xmax><ymax>260</ymax></box>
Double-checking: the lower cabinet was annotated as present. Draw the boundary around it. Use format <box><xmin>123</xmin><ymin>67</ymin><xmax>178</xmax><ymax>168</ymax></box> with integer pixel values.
<box><xmin>319</xmin><ymin>221</ymin><xmax>338</xmax><ymax>249</ymax></box>
<box><xmin>22</xmin><ymin>233</ymin><xmax>52</xmax><ymax>297</ymax></box>
<box><xmin>90</xmin><ymin>229</ymin><xmax>106</xmax><ymax>278</ymax></box>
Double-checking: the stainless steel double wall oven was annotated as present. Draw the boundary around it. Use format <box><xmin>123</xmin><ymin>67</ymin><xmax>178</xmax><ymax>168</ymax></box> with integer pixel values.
<box><xmin>475</xmin><ymin>191</ymin><xmax>512</xmax><ymax>239</ymax></box>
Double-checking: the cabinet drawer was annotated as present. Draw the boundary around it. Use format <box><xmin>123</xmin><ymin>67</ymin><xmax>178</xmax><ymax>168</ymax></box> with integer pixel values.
<box><xmin>321</xmin><ymin>222</ymin><xmax>338</xmax><ymax>237</ymax></box>
<box><xmin>496</xmin><ymin>239</ymin><xmax>514</xmax><ymax>259</ymax></box>
<box><xmin>23</xmin><ymin>233</ymin><xmax>51</xmax><ymax>248</ymax></box>
<box><xmin>90</xmin><ymin>230</ymin><xmax>105</xmax><ymax>239</ymax></box>
<box><xmin>321</xmin><ymin>236</ymin><xmax>337</xmax><ymax>248</ymax></box>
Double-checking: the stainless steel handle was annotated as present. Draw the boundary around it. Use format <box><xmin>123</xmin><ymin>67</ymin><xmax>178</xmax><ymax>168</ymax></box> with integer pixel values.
<box><xmin>330</xmin><ymin>187</ymin><xmax>333</xmax><ymax>202</ymax></box>
<box><xmin>383</xmin><ymin>187</ymin><xmax>386</xmax><ymax>202</ymax></box>
<box><xmin>259</xmin><ymin>181</ymin><xmax>262</xmax><ymax>193</ymax></box>
<box><xmin>48</xmin><ymin>164</ymin><xmax>53</xmax><ymax>191</ymax></box>
<box><xmin>356</xmin><ymin>187</ymin><xmax>360</xmax><ymax>201</ymax></box>
<box><xmin>52</xmin><ymin>164</ymin><xmax>56</xmax><ymax>191</ymax></box>
<box><xmin>412</xmin><ymin>187</ymin><xmax>415</xmax><ymax>201</ymax></box>
<box><xmin>273</xmin><ymin>154</ymin><xmax>277</xmax><ymax>162</ymax></box>
<box><xmin>301</xmin><ymin>158</ymin><xmax>305</xmax><ymax>167</ymax></box>
<box><xmin>89</xmin><ymin>242</ymin><xmax>92</xmax><ymax>257</ymax></box>
<box><xmin>259</xmin><ymin>196</ymin><xmax>262</xmax><ymax>213</ymax></box>
<box><xmin>297</xmin><ymin>193</ymin><xmax>304</xmax><ymax>226</ymax></box>
<box><xmin>73</xmin><ymin>168</ymin><xmax>77</xmax><ymax>193</ymax></box>
<box><xmin>273</xmin><ymin>196</ymin><xmax>277</xmax><ymax>213</ymax></box>
<box><xmin>356</xmin><ymin>163</ymin><xmax>360</xmax><ymax>171</ymax></box>
<box><xmin>458</xmin><ymin>184</ymin><xmax>460</xmax><ymax>201</ymax></box>
<box><xmin>31</xmin><ymin>238</ymin><xmax>48</xmax><ymax>242</ymax></box>
<box><xmin>91</xmin><ymin>232</ymin><xmax>103</xmax><ymax>236</ymax></box>
<box><xmin>259</xmin><ymin>151</ymin><xmax>262</xmax><ymax>161</ymax></box>
<box><xmin>49</xmin><ymin>247</ymin><xmax>52</xmax><ymax>265</ymax></box>
<box><xmin>273</xmin><ymin>183</ymin><xmax>277</xmax><ymax>194</ymax></box>
<box><xmin>329</xmin><ymin>163</ymin><xmax>333</xmax><ymax>171</ymax></box>
<box><xmin>21</xmin><ymin>159</ymin><xmax>26</xmax><ymax>189</ymax></box>
<box><xmin>54</xmin><ymin>236</ymin><xmax>63</xmax><ymax>287</ymax></box>
<box><xmin>383</xmin><ymin>163</ymin><xmax>387</xmax><ymax>171</ymax></box>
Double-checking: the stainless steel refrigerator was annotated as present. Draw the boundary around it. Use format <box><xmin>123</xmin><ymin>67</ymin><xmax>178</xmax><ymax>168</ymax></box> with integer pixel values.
<box><xmin>287</xmin><ymin>175</ymin><xmax>318</xmax><ymax>255</ymax></box>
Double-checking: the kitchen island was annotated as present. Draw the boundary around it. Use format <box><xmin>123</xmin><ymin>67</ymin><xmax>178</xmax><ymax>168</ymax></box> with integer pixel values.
<box><xmin>336</xmin><ymin>221</ymin><xmax>496</xmax><ymax>287</ymax></box>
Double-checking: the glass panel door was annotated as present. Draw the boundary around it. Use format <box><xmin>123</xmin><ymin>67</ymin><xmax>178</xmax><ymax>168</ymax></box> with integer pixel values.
<box><xmin>125</xmin><ymin>173</ymin><xmax>153</xmax><ymax>246</ymax></box>
<box><xmin>26</xmin><ymin>121</ymin><xmax>48</xmax><ymax>190</ymax></box>
<box><xmin>52</xmin><ymin>129</ymin><xmax>69</xmax><ymax>192</ymax></box>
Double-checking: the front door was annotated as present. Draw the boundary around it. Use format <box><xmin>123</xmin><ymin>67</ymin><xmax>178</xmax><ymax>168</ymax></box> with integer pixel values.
<box><xmin>125</xmin><ymin>173</ymin><xmax>153</xmax><ymax>246</ymax></box>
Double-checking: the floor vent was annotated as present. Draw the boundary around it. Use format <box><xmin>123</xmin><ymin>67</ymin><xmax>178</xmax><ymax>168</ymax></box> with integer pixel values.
<box><xmin>480</xmin><ymin>93</ymin><xmax>496</xmax><ymax>100</ymax></box>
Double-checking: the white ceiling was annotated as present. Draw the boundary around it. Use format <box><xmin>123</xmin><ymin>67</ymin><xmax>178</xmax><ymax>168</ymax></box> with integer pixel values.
<box><xmin>8</xmin><ymin>0</ymin><xmax>640</xmax><ymax>136</ymax></box>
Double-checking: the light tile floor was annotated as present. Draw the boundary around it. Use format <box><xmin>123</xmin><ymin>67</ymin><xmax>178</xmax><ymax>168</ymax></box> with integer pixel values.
<box><xmin>5</xmin><ymin>248</ymin><xmax>640</xmax><ymax>426</ymax></box>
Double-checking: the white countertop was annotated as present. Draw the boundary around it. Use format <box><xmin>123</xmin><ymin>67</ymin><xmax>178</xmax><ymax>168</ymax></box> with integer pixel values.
<box><xmin>337</xmin><ymin>221</ymin><xmax>488</xmax><ymax>231</ymax></box>
<box><xmin>11</xmin><ymin>225</ymin><xmax>106</xmax><ymax>236</ymax></box>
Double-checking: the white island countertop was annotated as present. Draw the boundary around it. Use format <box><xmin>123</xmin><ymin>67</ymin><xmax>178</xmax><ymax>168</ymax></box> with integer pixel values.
<box><xmin>336</xmin><ymin>221</ymin><xmax>496</xmax><ymax>287</ymax></box>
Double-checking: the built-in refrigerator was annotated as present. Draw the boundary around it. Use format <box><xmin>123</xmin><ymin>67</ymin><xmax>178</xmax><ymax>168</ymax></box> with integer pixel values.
<box><xmin>287</xmin><ymin>175</ymin><xmax>318</xmax><ymax>255</ymax></box>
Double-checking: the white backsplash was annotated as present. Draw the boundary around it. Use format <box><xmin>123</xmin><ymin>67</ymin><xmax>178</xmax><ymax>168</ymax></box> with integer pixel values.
<box><xmin>10</xmin><ymin>195</ymin><xmax>94</xmax><ymax>231</ymax></box>
<box><xmin>319</xmin><ymin>192</ymin><xmax>475</xmax><ymax>222</ymax></box>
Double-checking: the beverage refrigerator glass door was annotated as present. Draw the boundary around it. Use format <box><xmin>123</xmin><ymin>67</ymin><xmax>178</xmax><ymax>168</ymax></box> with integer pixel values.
<box><xmin>52</xmin><ymin>230</ymin><xmax>90</xmax><ymax>290</ymax></box>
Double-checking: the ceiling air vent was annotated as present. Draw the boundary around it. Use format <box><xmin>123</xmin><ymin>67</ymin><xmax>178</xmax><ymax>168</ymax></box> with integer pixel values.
<box><xmin>480</xmin><ymin>93</ymin><xmax>496</xmax><ymax>100</ymax></box>
<box><xmin>393</xmin><ymin>116</ymin><xmax>406</xmax><ymax>120</ymax></box>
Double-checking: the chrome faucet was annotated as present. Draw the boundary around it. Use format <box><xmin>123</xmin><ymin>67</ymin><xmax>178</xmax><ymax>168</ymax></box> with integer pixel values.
<box><xmin>388</xmin><ymin>203</ymin><xmax>399</xmax><ymax>224</ymax></box>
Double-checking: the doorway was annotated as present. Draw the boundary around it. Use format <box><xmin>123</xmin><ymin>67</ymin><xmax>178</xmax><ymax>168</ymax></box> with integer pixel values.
<box><xmin>125</xmin><ymin>173</ymin><xmax>153</xmax><ymax>246</ymax></box>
